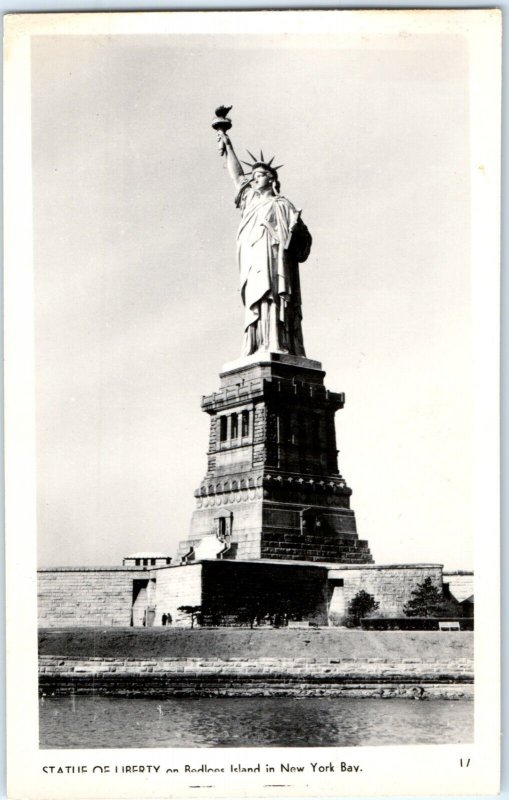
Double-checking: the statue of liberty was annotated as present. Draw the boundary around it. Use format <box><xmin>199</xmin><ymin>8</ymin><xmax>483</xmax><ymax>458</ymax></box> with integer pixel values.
<box><xmin>213</xmin><ymin>106</ymin><xmax>312</xmax><ymax>357</ymax></box>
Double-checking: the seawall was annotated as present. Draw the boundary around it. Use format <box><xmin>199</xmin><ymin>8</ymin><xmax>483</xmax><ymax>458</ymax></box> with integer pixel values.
<box><xmin>39</xmin><ymin>628</ymin><xmax>474</xmax><ymax>699</ymax></box>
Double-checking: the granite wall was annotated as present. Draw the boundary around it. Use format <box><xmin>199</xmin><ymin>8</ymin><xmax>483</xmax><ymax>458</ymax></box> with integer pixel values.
<box><xmin>153</xmin><ymin>564</ymin><xmax>203</xmax><ymax>627</ymax></box>
<box><xmin>38</xmin><ymin>562</ymin><xmax>447</xmax><ymax>628</ymax></box>
<box><xmin>38</xmin><ymin>652</ymin><xmax>474</xmax><ymax>699</ymax></box>
<box><xmin>327</xmin><ymin>564</ymin><xmax>444</xmax><ymax>619</ymax></box>
<box><xmin>37</xmin><ymin>567</ymin><xmax>150</xmax><ymax>628</ymax></box>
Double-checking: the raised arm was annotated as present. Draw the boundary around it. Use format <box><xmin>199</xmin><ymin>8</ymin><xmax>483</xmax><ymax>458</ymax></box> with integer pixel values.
<box><xmin>217</xmin><ymin>131</ymin><xmax>246</xmax><ymax>192</ymax></box>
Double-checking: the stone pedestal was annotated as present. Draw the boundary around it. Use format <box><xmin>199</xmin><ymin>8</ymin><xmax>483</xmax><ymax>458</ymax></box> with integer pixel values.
<box><xmin>177</xmin><ymin>353</ymin><xmax>373</xmax><ymax>565</ymax></box>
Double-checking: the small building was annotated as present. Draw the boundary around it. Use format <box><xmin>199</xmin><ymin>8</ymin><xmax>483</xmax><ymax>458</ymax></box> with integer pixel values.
<box><xmin>122</xmin><ymin>552</ymin><xmax>172</xmax><ymax>568</ymax></box>
<box><xmin>443</xmin><ymin>571</ymin><xmax>474</xmax><ymax>604</ymax></box>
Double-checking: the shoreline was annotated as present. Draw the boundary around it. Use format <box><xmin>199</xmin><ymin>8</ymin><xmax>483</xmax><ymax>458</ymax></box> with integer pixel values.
<box><xmin>38</xmin><ymin>628</ymin><xmax>473</xmax><ymax>700</ymax></box>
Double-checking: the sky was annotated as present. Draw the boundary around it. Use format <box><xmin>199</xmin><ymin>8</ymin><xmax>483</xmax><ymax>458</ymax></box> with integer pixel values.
<box><xmin>32</xmin><ymin>27</ymin><xmax>473</xmax><ymax>570</ymax></box>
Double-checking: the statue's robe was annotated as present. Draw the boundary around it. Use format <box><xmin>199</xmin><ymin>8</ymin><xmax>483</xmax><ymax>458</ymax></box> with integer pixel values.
<box><xmin>235</xmin><ymin>181</ymin><xmax>311</xmax><ymax>356</ymax></box>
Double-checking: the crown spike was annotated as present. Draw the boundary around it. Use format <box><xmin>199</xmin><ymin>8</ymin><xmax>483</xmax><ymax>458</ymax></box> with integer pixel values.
<box><xmin>267</xmin><ymin>157</ymin><xmax>275</xmax><ymax>167</ymax></box>
<box><xmin>260</xmin><ymin>149</ymin><xmax>265</xmax><ymax>162</ymax></box>
<box><xmin>273</xmin><ymin>164</ymin><xmax>284</xmax><ymax>171</ymax></box>
<box><xmin>246</xmin><ymin>149</ymin><xmax>257</xmax><ymax>162</ymax></box>
<box><xmin>240</xmin><ymin>159</ymin><xmax>254</xmax><ymax>168</ymax></box>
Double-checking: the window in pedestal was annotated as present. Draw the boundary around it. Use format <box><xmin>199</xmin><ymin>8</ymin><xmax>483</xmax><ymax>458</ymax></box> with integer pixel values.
<box><xmin>241</xmin><ymin>410</ymin><xmax>249</xmax><ymax>437</ymax></box>
<box><xmin>216</xmin><ymin>514</ymin><xmax>233</xmax><ymax>543</ymax></box>
<box><xmin>219</xmin><ymin>416</ymin><xmax>227</xmax><ymax>442</ymax></box>
<box><xmin>231</xmin><ymin>413</ymin><xmax>238</xmax><ymax>440</ymax></box>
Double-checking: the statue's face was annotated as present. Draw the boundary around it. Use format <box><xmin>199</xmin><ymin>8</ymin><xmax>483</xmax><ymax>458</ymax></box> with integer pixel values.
<box><xmin>252</xmin><ymin>169</ymin><xmax>273</xmax><ymax>190</ymax></box>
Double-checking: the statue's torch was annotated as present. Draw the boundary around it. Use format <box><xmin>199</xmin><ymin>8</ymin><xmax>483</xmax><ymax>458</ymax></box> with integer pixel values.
<box><xmin>212</xmin><ymin>105</ymin><xmax>233</xmax><ymax>156</ymax></box>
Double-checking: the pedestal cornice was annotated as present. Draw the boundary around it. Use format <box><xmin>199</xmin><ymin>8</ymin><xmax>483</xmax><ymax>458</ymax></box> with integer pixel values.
<box><xmin>221</xmin><ymin>351</ymin><xmax>323</xmax><ymax>375</ymax></box>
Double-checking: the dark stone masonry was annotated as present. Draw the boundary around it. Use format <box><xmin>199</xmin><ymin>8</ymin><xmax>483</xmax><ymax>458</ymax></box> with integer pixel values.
<box><xmin>178</xmin><ymin>353</ymin><xmax>373</xmax><ymax>565</ymax></box>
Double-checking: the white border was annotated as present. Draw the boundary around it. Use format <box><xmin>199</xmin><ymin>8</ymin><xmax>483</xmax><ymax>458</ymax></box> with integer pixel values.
<box><xmin>4</xmin><ymin>10</ymin><xmax>501</xmax><ymax>799</ymax></box>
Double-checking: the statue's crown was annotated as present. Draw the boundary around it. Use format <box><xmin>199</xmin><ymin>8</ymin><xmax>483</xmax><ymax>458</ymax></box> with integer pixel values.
<box><xmin>240</xmin><ymin>150</ymin><xmax>284</xmax><ymax>178</ymax></box>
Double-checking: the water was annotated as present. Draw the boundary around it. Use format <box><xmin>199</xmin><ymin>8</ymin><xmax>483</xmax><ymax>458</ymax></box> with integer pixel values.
<box><xmin>40</xmin><ymin>697</ymin><xmax>473</xmax><ymax>748</ymax></box>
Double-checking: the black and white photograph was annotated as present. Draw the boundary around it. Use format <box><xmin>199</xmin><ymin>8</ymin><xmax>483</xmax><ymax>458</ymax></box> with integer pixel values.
<box><xmin>5</xmin><ymin>9</ymin><xmax>500</xmax><ymax>799</ymax></box>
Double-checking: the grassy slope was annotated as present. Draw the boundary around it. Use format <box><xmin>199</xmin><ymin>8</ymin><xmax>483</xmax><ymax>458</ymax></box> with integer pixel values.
<box><xmin>39</xmin><ymin>628</ymin><xmax>473</xmax><ymax>660</ymax></box>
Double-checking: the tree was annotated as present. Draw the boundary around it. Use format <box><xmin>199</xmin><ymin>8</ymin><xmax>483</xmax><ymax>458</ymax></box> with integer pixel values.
<box><xmin>403</xmin><ymin>578</ymin><xmax>445</xmax><ymax>617</ymax></box>
<box><xmin>347</xmin><ymin>590</ymin><xmax>379</xmax><ymax>626</ymax></box>
<box><xmin>177</xmin><ymin>605</ymin><xmax>202</xmax><ymax>629</ymax></box>
<box><xmin>235</xmin><ymin>599</ymin><xmax>265</xmax><ymax>629</ymax></box>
